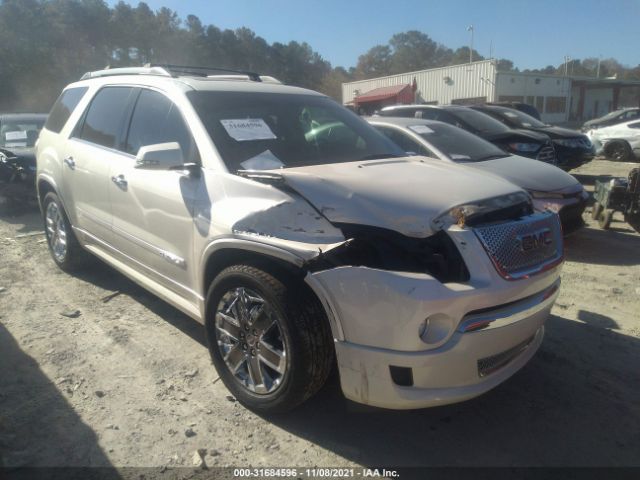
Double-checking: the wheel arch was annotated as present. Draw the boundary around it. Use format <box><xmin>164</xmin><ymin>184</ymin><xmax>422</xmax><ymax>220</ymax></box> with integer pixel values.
<box><xmin>36</xmin><ymin>175</ymin><xmax>59</xmax><ymax>211</ymax></box>
<box><xmin>199</xmin><ymin>239</ymin><xmax>343</xmax><ymax>341</ymax></box>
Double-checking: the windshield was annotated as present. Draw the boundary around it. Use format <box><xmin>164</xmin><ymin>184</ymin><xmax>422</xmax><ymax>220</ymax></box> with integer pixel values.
<box><xmin>450</xmin><ymin>108</ymin><xmax>510</xmax><ymax>134</ymax></box>
<box><xmin>408</xmin><ymin>122</ymin><xmax>509</xmax><ymax>162</ymax></box>
<box><xmin>597</xmin><ymin>110</ymin><xmax>623</xmax><ymax>121</ymax></box>
<box><xmin>0</xmin><ymin>117</ymin><xmax>46</xmax><ymax>148</ymax></box>
<box><xmin>495</xmin><ymin>108</ymin><xmax>547</xmax><ymax>128</ymax></box>
<box><xmin>187</xmin><ymin>91</ymin><xmax>404</xmax><ymax>170</ymax></box>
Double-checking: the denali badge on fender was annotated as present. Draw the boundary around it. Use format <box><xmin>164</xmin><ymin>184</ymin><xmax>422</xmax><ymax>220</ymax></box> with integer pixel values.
<box><xmin>516</xmin><ymin>228</ymin><xmax>552</xmax><ymax>252</ymax></box>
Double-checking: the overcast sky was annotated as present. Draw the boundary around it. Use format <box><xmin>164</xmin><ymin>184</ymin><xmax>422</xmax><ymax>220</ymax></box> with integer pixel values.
<box><xmin>106</xmin><ymin>0</ymin><xmax>640</xmax><ymax>70</ymax></box>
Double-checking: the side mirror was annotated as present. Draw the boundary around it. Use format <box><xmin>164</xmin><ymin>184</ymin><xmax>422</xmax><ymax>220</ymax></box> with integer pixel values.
<box><xmin>135</xmin><ymin>142</ymin><xmax>184</xmax><ymax>170</ymax></box>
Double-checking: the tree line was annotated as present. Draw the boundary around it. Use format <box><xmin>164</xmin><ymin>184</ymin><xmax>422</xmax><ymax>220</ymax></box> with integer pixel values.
<box><xmin>0</xmin><ymin>0</ymin><xmax>638</xmax><ymax>112</ymax></box>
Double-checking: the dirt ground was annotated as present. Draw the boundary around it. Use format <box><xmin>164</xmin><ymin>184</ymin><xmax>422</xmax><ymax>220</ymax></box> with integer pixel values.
<box><xmin>1</xmin><ymin>159</ymin><xmax>639</xmax><ymax>473</ymax></box>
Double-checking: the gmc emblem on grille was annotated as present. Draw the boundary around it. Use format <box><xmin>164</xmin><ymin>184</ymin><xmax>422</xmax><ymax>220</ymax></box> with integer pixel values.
<box><xmin>516</xmin><ymin>228</ymin><xmax>552</xmax><ymax>252</ymax></box>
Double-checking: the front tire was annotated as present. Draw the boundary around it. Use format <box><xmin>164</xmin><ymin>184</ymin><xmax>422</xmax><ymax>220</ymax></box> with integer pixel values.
<box><xmin>42</xmin><ymin>192</ymin><xmax>89</xmax><ymax>271</ymax></box>
<box><xmin>204</xmin><ymin>264</ymin><xmax>334</xmax><ymax>413</ymax></box>
<box><xmin>605</xmin><ymin>141</ymin><xmax>632</xmax><ymax>162</ymax></box>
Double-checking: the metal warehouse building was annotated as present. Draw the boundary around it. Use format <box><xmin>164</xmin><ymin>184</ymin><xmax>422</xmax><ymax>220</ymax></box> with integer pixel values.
<box><xmin>342</xmin><ymin>59</ymin><xmax>640</xmax><ymax>124</ymax></box>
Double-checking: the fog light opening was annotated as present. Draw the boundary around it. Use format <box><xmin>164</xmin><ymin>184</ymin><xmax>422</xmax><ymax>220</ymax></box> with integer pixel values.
<box><xmin>419</xmin><ymin>314</ymin><xmax>453</xmax><ymax>345</ymax></box>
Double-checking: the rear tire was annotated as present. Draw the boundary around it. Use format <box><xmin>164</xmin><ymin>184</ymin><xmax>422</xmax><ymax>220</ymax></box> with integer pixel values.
<box><xmin>204</xmin><ymin>264</ymin><xmax>334</xmax><ymax>413</ymax></box>
<box><xmin>605</xmin><ymin>141</ymin><xmax>632</xmax><ymax>162</ymax></box>
<box><xmin>42</xmin><ymin>192</ymin><xmax>90</xmax><ymax>271</ymax></box>
<box><xmin>598</xmin><ymin>208</ymin><xmax>614</xmax><ymax>230</ymax></box>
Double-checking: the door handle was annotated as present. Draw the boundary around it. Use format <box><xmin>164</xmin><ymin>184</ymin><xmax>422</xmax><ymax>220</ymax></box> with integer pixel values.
<box><xmin>111</xmin><ymin>174</ymin><xmax>128</xmax><ymax>189</ymax></box>
<box><xmin>63</xmin><ymin>156</ymin><xmax>75</xmax><ymax>170</ymax></box>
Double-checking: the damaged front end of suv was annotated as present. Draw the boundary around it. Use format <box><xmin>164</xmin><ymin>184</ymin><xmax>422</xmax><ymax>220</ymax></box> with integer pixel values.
<box><xmin>221</xmin><ymin>158</ymin><xmax>563</xmax><ymax>409</ymax></box>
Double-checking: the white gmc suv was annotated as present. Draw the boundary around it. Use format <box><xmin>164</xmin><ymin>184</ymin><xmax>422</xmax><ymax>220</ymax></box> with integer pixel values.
<box><xmin>36</xmin><ymin>65</ymin><xmax>563</xmax><ymax>413</ymax></box>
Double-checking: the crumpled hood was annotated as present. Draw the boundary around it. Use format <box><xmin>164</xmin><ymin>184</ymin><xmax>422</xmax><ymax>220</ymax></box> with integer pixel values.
<box><xmin>466</xmin><ymin>156</ymin><xmax>580</xmax><ymax>193</ymax></box>
<box><xmin>266</xmin><ymin>157</ymin><xmax>524</xmax><ymax>237</ymax></box>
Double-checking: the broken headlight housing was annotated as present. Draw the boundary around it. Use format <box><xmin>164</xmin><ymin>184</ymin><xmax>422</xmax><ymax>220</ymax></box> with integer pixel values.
<box><xmin>307</xmin><ymin>224</ymin><xmax>470</xmax><ymax>283</ymax></box>
<box><xmin>432</xmin><ymin>191</ymin><xmax>533</xmax><ymax>229</ymax></box>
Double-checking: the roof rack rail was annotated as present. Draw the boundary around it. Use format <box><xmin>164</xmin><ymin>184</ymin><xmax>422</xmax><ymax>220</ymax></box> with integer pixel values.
<box><xmin>147</xmin><ymin>64</ymin><xmax>263</xmax><ymax>82</ymax></box>
<box><xmin>80</xmin><ymin>66</ymin><xmax>171</xmax><ymax>80</ymax></box>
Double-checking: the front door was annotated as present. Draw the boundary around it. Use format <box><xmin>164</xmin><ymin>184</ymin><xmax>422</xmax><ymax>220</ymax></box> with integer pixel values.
<box><xmin>108</xmin><ymin>88</ymin><xmax>203</xmax><ymax>302</ymax></box>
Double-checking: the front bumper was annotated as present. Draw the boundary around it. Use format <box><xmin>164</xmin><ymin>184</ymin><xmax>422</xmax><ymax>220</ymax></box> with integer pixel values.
<box><xmin>306</xmin><ymin>225</ymin><xmax>562</xmax><ymax>409</ymax></box>
<box><xmin>554</xmin><ymin>145</ymin><xmax>595</xmax><ymax>171</ymax></box>
<box><xmin>533</xmin><ymin>190</ymin><xmax>588</xmax><ymax>234</ymax></box>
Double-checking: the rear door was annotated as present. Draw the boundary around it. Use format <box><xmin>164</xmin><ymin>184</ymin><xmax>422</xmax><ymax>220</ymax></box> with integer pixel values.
<box><xmin>62</xmin><ymin>86</ymin><xmax>137</xmax><ymax>244</ymax></box>
<box><xmin>108</xmin><ymin>88</ymin><xmax>203</xmax><ymax>301</ymax></box>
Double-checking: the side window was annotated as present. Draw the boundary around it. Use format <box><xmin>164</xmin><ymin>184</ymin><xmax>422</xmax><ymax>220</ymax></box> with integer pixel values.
<box><xmin>125</xmin><ymin>89</ymin><xmax>199</xmax><ymax>162</ymax></box>
<box><xmin>78</xmin><ymin>87</ymin><xmax>135</xmax><ymax>150</ymax></box>
<box><xmin>44</xmin><ymin>87</ymin><xmax>89</xmax><ymax>133</ymax></box>
<box><xmin>415</xmin><ymin>109</ymin><xmax>439</xmax><ymax>121</ymax></box>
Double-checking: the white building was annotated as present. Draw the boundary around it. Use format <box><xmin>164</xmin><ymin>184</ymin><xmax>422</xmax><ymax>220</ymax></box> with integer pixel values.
<box><xmin>342</xmin><ymin>59</ymin><xmax>640</xmax><ymax>124</ymax></box>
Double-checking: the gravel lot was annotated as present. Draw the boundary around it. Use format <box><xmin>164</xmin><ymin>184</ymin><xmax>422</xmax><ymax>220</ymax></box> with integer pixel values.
<box><xmin>1</xmin><ymin>159</ymin><xmax>639</xmax><ymax>473</ymax></box>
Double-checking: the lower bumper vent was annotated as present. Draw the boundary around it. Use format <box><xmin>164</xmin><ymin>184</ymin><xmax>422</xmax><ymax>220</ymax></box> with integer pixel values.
<box><xmin>477</xmin><ymin>336</ymin><xmax>534</xmax><ymax>377</ymax></box>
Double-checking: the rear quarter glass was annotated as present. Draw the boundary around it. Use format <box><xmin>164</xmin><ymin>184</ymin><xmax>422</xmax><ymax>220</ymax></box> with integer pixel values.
<box><xmin>44</xmin><ymin>87</ymin><xmax>89</xmax><ymax>133</ymax></box>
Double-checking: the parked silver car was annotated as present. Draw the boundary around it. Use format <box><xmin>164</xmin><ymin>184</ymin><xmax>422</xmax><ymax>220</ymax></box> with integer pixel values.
<box><xmin>368</xmin><ymin>117</ymin><xmax>588</xmax><ymax>233</ymax></box>
<box><xmin>36</xmin><ymin>66</ymin><xmax>563</xmax><ymax>412</ymax></box>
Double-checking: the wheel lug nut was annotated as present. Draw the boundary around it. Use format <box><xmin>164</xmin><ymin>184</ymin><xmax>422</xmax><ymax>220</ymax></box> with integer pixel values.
<box><xmin>252</xmin><ymin>329</ymin><xmax>258</xmax><ymax>336</ymax></box>
<box><xmin>250</xmin><ymin>349</ymin><xmax>256</xmax><ymax>356</ymax></box>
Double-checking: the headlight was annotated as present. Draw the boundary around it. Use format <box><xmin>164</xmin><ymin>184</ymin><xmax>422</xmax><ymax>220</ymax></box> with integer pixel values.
<box><xmin>433</xmin><ymin>191</ymin><xmax>532</xmax><ymax>228</ymax></box>
<box><xmin>508</xmin><ymin>142</ymin><xmax>540</xmax><ymax>152</ymax></box>
<box><xmin>0</xmin><ymin>152</ymin><xmax>6</xmax><ymax>163</ymax></box>
<box><xmin>530</xmin><ymin>190</ymin><xmax>564</xmax><ymax>199</ymax></box>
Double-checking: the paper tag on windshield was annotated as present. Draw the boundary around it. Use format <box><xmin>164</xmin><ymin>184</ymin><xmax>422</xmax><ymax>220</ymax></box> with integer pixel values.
<box><xmin>240</xmin><ymin>150</ymin><xmax>284</xmax><ymax>170</ymax></box>
<box><xmin>408</xmin><ymin>125</ymin><xmax>434</xmax><ymax>134</ymax></box>
<box><xmin>220</xmin><ymin>119</ymin><xmax>276</xmax><ymax>141</ymax></box>
<box><xmin>5</xmin><ymin>131</ymin><xmax>27</xmax><ymax>141</ymax></box>
<box><xmin>450</xmin><ymin>154</ymin><xmax>472</xmax><ymax>160</ymax></box>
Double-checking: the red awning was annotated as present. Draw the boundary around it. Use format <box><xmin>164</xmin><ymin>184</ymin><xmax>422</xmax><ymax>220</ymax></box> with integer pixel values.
<box><xmin>354</xmin><ymin>84</ymin><xmax>412</xmax><ymax>104</ymax></box>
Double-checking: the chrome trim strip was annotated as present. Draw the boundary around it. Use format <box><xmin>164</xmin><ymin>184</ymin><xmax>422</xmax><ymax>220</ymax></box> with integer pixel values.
<box><xmin>74</xmin><ymin>226</ymin><xmax>201</xmax><ymax>302</ymax></box>
<box><xmin>77</xmin><ymin>209</ymin><xmax>187</xmax><ymax>269</ymax></box>
<box><xmin>457</xmin><ymin>278</ymin><xmax>560</xmax><ymax>333</ymax></box>
<box><xmin>111</xmin><ymin>223</ymin><xmax>187</xmax><ymax>269</ymax></box>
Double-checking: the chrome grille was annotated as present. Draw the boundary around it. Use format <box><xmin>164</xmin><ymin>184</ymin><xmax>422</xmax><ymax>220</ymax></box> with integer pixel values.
<box><xmin>537</xmin><ymin>145</ymin><xmax>556</xmax><ymax>163</ymax></box>
<box><xmin>473</xmin><ymin>211</ymin><xmax>563</xmax><ymax>280</ymax></box>
<box><xmin>477</xmin><ymin>335</ymin><xmax>534</xmax><ymax>377</ymax></box>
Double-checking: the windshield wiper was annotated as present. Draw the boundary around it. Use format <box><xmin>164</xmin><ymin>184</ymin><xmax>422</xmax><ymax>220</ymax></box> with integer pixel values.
<box><xmin>357</xmin><ymin>153</ymin><xmax>405</xmax><ymax>161</ymax></box>
<box><xmin>474</xmin><ymin>154</ymin><xmax>510</xmax><ymax>161</ymax></box>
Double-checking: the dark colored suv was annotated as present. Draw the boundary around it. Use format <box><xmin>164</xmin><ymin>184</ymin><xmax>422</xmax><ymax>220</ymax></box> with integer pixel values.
<box><xmin>487</xmin><ymin>102</ymin><xmax>541</xmax><ymax>120</ymax></box>
<box><xmin>471</xmin><ymin>105</ymin><xmax>595</xmax><ymax>171</ymax></box>
<box><xmin>0</xmin><ymin>113</ymin><xmax>47</xmax><ymax>202</ymax></box>
<box><xmin>379</xmin><ymin>104</ymin><xmax>557</xmax><ymax>164</ymax></box>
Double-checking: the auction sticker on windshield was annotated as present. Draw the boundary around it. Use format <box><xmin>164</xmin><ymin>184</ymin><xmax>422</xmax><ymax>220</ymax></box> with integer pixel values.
<box><xmin>220</xmin><ymin>118</ymin><xmax>277</xmax><ymax>141</ymax></box>
<box><xmin>408</xmin><ymin>125</ymin><xmax>434</xmax><ymax>134</ymax></box>
<box><xmin>5</xmin><ymin>131</ymin><xmax>27</xmax><ymax>141</ymax></box>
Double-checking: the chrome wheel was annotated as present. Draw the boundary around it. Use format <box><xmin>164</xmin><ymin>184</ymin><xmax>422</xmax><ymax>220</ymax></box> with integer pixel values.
<box><xmin>215</xmin><ymin>287</ymin><xmax>287</xmax><ymax>394</ymax></box>
<box><xmin>45</xmin><ymin>201</ymin><xmax>67</xmax><ymax>262</ymax></box>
